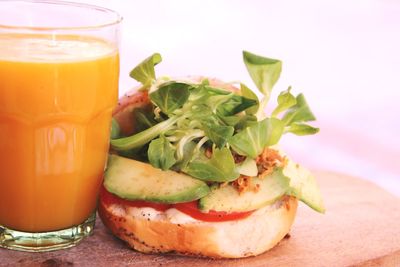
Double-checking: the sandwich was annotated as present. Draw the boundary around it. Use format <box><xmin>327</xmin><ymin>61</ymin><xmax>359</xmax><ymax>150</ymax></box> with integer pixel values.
<box><xmin>98</xmin><ymin>51</ymin><xmax>324</xmax><ymax>258</ymax></box>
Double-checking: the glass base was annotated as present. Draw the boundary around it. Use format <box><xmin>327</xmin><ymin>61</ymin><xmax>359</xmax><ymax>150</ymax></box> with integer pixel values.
<box><xmin>0</xmin><ymin>212</ymin><xmax>96</xmax><ymax>252</ymax></box>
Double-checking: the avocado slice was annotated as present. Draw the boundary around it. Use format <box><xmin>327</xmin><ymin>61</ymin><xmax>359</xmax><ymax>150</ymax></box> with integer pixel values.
<box><xmin>199</xmin><ymin>160</ymin><xmax>325</xmax><ymax>214</ymax></box>
<box><xmin>199</xmin><ymin>169</ymin><xmax>290</xmax><ymax>213</ymax></box>
<box><xmin>104</xmin><ymin>155</ymin><xmax>210</xmax><ymax>204</ymax></box>
<box><xmin>284</xmin><ymin>160</ymin><xmax>325</xmax><ymax>213</ymax></box>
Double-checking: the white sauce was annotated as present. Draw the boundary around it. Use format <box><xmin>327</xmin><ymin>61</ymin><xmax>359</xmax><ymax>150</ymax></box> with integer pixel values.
<box><xmin>112</xmin><ymin>200</ymin><xmax>283</xmax><ymax>225</ymax></box>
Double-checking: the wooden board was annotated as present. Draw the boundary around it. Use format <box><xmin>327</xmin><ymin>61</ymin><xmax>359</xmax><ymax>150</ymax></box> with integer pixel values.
<box><xmin>1</xmin><ymin>171</ymin><xmax>400</xmax><ymax>267</ymax></box>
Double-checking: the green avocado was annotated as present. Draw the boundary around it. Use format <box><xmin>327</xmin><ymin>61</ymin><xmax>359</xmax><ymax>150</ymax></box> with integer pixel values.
<box><xmin>198</xmin><ymin>169</ymin><xmax>290</xmax><ymax>213</ymax></box>
<box><xmin>284</xmin><ymin>160</ymin><xmax>325</xmax><ymax>213</ymax></box>
<box><xmin>104</xmin><ymin>154</ymin><xmax>210</xmax><ymax>204</ymax></box>
<box><xmin>199</xmin><ymin>160</ymin><xmax>325</xmax><ymax>213</ymax></box>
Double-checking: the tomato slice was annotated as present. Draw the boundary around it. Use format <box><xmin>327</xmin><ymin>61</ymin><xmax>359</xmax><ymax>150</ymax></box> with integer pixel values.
<box><xmin>173</xmin><ymin>201</ymin><xmax>254</xmax><ymax>222</ymax></box>
<box><xmin>100</xmin><ymin>185</ymin><xmax>254</xmax><ymax>221</ymax></box>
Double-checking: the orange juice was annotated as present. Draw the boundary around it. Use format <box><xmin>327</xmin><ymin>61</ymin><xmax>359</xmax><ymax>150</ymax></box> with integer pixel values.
<box><xmin>0</xmin><ymin>34</ymin><xmax>119</xmax><ymax>232</ymax></box>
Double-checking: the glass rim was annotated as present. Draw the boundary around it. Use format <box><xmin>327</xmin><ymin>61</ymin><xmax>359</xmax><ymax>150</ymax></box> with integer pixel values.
<box><xmin>0</xmin><ymin>0</ymin><xmax>122</xmax><ymax>31</ymax></box>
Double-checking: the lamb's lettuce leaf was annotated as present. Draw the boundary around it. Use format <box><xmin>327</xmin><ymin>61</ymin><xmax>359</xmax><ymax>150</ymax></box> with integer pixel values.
<box><xmin>271</xmin><ymin>87</ymin><xmax>296</xmax><ymax>117</ymax></box>
<box><xmin>243</xmin><ymin>51</ymin><xmax>282</xmax><ymax>101</ymax></box>
<box><xmin>115</xmin><ymin>52</ymin><xmax>318</xmax><ymax>175</ymax></box>
<box><xmin>149</xmin><ymin>82</ymin><xmax>191</xmax><ymax>115</ymax></box>
<box><xmin>286</xmin><ymin>122</ymin><xmax>320</xmax><ymax>136</ymax></box>
<box><xmin>203</xmin><ymin>123</ymin><xmax>234</xmax><ymax>149</ymax></box>
<box><xmin>282</xmin><ymin>93</ymin><xmax>316</xmax><ymax>125</ymax></box>
<box><xmin>240</xmin><ymin>83</ymin><xmax>259</xmax><ymax>115</ymax></box>
<box><xmin>129</xmin><ymin>53</ymin><xmax>162</xmax><ymax>86</ymax></box>
<box><xmin>229</xmin><ymin>118</ymin><xmax>284</xmax><ymax>158</ymax></box>
<box><xmin>148</xmin><ymin>135</ymin><xmax>176</xmax><ymax>170</ymax></box>
<box><xmin>183</xmin><ymin>148</ymin><xmax>239</xmax><ymax>182</ymax></box>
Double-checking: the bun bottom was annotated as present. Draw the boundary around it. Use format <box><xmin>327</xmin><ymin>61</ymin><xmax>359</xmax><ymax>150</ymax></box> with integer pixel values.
<box><xmin>98</xmin><ymin>196</ymin><xmax>298</xmax><ymax>258</ymax></box>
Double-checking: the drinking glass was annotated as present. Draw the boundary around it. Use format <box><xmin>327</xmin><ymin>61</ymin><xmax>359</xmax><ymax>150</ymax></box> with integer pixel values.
<box><xmin>0</xmin><ymin>0</ymin><xmax>121</xmax><ymax>251</ymax></box>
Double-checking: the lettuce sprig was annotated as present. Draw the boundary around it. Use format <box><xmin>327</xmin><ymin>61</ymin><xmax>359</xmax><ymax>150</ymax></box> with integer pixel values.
<box><xmin>110</xmin><ymin>51</ymin><xmax>319</xmax><ymax>182</ymax></box>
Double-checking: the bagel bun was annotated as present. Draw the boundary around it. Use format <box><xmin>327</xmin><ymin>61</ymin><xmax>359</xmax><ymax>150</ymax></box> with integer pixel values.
<box><xmin>98</xmin><ymin>193</ymin><xmax>297</xmax><ymax>258</ymax></box>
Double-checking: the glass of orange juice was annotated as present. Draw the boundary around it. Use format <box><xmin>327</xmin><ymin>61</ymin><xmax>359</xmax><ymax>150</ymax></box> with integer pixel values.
<box><xmin>0</xmin><ymin>0</ymin><xmax>121</xmax><ymax>251</ymax></box>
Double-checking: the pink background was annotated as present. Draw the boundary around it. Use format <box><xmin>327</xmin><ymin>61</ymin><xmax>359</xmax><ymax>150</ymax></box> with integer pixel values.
<box><xmin>82</xmin><ymin>0</ymin><xmax>400</xmax><ymax>196</ymax></box>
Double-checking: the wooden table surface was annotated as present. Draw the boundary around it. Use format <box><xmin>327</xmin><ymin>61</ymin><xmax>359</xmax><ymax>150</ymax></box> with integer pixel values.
<box><xmin>1</xmin><ymin>171</ymin><xmax>400</xmax><ymax>267</ymax></box>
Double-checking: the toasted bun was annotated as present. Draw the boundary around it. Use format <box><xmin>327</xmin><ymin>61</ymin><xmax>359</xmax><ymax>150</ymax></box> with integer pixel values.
<box><xmin>102</xmin><ymin>77</ymin><xmax>298</xmax><ymax>258</ymax></box>
<box><xmin>98</xmin><ymin>195</ymin><xmax>297</xmax><ymax>258</ymax></box>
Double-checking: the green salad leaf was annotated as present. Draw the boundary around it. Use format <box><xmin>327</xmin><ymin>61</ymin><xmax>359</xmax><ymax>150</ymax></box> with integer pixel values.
<box><xmin>110</xmin><ymin>116</ymin><xmax>179</xmax><ymax>151</ymax></box>
<box><xmin>203</xmin><ymin>123</ymin><xmax>234</xmax><ymax>149</ymax></box>
<box><xmin>279</xmin><ymin>93</ymin><xmax>319</xmax><ymax>136</ymax></box>
<box><xmin>271</xmin><ymin>87</ymin><xmax>296</xmax><ymax>117</ymax></box>
<box><xmin>113</xmin><ymin>51</ymin><xmax>319</xmax><ymax>175</ymax></box>
<box><xmin>243</xmin><ymin>51</ymin><xmax>282</xmax><ymax>102</ymax></box>
<box><xmin>282</xmin><ymin>93</ymin><xmax>316</xmax><ymax>125</ymax></box>
<box><xmin>110</xmin><ymin>118</ymin><xmax>120</xmax><ymax>139</ymax></box>
<box><xmin>264</xmin><ymin>117</ymin><xmax>285</xmax><ymax>146</ymax></box>
<box><xmin>229</xmin><ymin>118</ymin><xmax>284</xmax><ymax>158</ymax></box>
<box><xmin>286</xmin><ymin>122</ymin><xmax>320</xmax><ymax>136</ymax></box>
<box><xmin>129</xmin><ymin>53</ymin><xmax>162</xmax><ymax>86</ymax></box>
<box><xmin>269</xmin><ymin>89</ymin><xmax>319</xmax><ymax>136</ymax></box>
<box><xmin>191</xmin><ymin>85</ymin><xmax>258</xmax><ymax>116</ymax></box>
<box><xmin>220</xmin><ymin>114</ymin><xmax>257</xmax><ymax>129</ymax></box>
<box><xmin>149</xmin><ymin>82</ymin><xmax>191</xmax><ymax>115</ymax></box>
<box><xmin>183</xmin><ymin>147</ymin><xmax>239</xmax><ymax>182</ymax></box>
<box><xmin>229</xmin><ymin>119</ymin><xmax>267</xmax><ymax>158</ymax></box>
<box><xmin>148</xmin><ymin>135</ymin><xmax>177</xmax><ymax>170</ymax></box>
<box><xmin>240</xmin><ymin>83</ymin><xmax>259</xmax><ymax>115</ymax></box>
<box><xmin>215</xmin><ymin>94</ymin><xmax>257</xmax><ymax>116</ymax></box>
<box><xmin>173</xmin><ymin>141</ymin><xmax>197</xmax><ymax>170</ymax></box>
<box><xmin>133</xmin><ymin>107</ymin><xmax>158</xmax><ymax>132</ymax></box>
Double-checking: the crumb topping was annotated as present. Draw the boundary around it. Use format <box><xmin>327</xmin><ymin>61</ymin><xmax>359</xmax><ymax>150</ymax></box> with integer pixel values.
<box><xmin>231</xmin><ymin>148</ymin><xmax>287</xmax><ymax>194</ymax></box>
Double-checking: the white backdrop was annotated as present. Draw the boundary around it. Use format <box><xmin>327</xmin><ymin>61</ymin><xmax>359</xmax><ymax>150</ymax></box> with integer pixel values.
<box><xmin>79</xmin><ymin>0</ymin><xmax>400</xmax><ymax>195</ymax></box>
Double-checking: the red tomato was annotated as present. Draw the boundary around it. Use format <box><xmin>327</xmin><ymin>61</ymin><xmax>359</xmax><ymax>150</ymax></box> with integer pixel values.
<box><xmin>101</xmin><ymin>185</ymin><xmax>254</xmax><ymax>221</ymax></box>
<box><xmin>173</xmin><ymin>201</ymin><xmax>254</xmax><ymax>222</ymax></box>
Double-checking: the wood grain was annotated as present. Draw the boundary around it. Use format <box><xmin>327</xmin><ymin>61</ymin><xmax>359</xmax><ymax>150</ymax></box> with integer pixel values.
<box><xmin>1</xmin><ymin>171</ymin><xmax>400</xmax><ymax>267</ymax></box>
